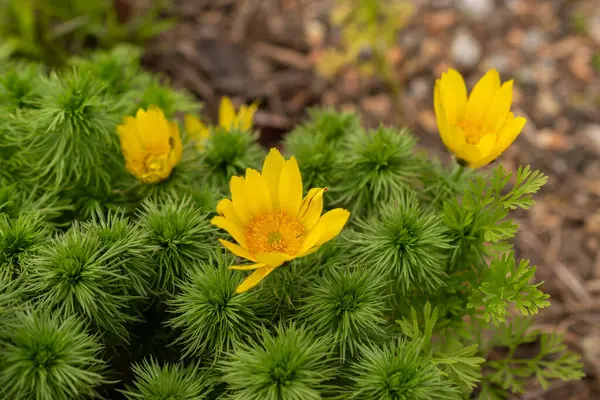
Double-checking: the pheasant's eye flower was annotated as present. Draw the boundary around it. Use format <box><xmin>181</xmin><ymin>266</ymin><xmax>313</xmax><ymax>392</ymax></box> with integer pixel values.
<box><xmin>118</xmin><ymin>105</ymin><xmax>183</xmax><ymax>184</ymax></box>
<box><xmin>434</xmin><ymin>68</ymin><xmax>526</xmax><ymax>168</ymax></box>
<box><xmin>184</xmin><ymin>114</ymin><xmax>210</xmax><ymax>148</ymax></box>
<box><xmin>212</xmin><ymin>148</ymin><xmax>350</xmax><ymax>293</ymax></box>
<box><xmin>184</xmin><ymin>97</ymin><xmax>258</xmax><ymax>149</ymax></box>
<box><xmin>219</xmin><ymin>96</ymin><xmax>258</xmax><ymax>132</ymax></box>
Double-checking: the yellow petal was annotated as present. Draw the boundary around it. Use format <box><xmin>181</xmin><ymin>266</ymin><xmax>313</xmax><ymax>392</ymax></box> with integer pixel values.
<box><xmin>262</xmin><ymin>148</ymin><xmax>286</xmax><ymax>211</ymax></box>
<box><xmin>211</xmin><ymin>216</ymin><xmax>248</xmax><ymax>248</ymax></box>
<box><xmin>216</xmin><ymin>199</ymin><xmax>245</xmax><ymax>228</ymax></box>
<box><xmin>484</xmin><ymin>80</ymin><xmax>514</xmax><ymax>133</ymax></box>
<box><xmin>168</xmin><ymin>121</ymin><xmax>183</xmax><ymax>167</ymax></box>
<box><xmin>230</xmin><ymin>263</ymin><xmax>265</xmax><ymax>271</ymax></box>
<box><xmin>139</xmin><ymin>105</ymin><xmax>171</xmax><ymax>154</ymax></box>
<box><xmin>475</xmin><ymin>133</ymin><xmax>497</xmax><ymax>159</ymax></box>
<box><xmin>238</xmin><ymin>102</ymin><xmax>258</xmax><ymax>131</ymax></box>
<box><xmin>236</xmin><ymin>266</ymin><xmax>275</xmax><ymax>293</ymax></box>
<box><xmin>230</xmin><ymin>176</ymin><xmax>253</xmax><ymax>225</ymax></box>
<box><xmin>465</xmin><ymin>69</ymin><xmax>500</xmax><ymax>123</ymax></box>
<box><xmin>255</xmin><ymin>252</ymin><xmax>289</xmax><ymax>268</ymax></box>
<box><xmin>300</xmin><ymin>208</ymin><xmax>350</xmax><ymax>252</ymax></box>
<box><xmin>278</xmin><ymin>157</ymin><xmax>303</xmax><ymax>217</ymax></box>
<box><xmin>219</xmin><ymin>97</ymin><xmax>236</xmax><ymax>130</ymax></box>
<box><xmin>491</xmin><ymin>115</ymin><xmax>526</xmax><ymax>156</ymax></box>
<box><xmin>434</xmin><ymin>80</ymin><xmax>453</xmax><ymax>151</ymax></box>
<box><xmin>244</xmin><ymin>168</ymin><xmax>272</xmax><ymax>216</ymax></box>
<box><xmin>219</xmin><ymin>239</ymin><xmax>256</xmax><ymax>262</ymax></box>
<box><xmin>439</xmin><ymin>69</ymin><xmax>468</xmax><ymax>124</ymax></box>
<box><xmin>446</xmin><ymin>124</ymin><xmax>467</xmax><ymax>154</ymax></box>
<box><xmin>297</xmin><ymin>188</ymin><xmax>326</xmax><ymax>229</ymax></box>
<box><xmin>184</xmin><ymin>114</ymin><xmax>210</xmax><ymax>140</ymax></box>
<box><xmin>456</xmin><ymin>144</ymin><xmax>482</xmax><ymax>166</ymax></box>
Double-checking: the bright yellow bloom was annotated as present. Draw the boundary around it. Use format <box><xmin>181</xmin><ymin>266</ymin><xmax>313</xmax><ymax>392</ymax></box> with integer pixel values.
<box><xmin>117</xmin><ymin>105</ymin><xmax>182</xmax><ymax>184</ymax></box>
<box><xmin>434</xmin><ymin>68</ymin><xmax>526</xmax><ymax>168</ymax></box>
<box><xmin>184</xmin><ymin>97</ymin><xmax>258</xmax><ymax>148</ymax></box>
<box><xmin>212</xmin><ymin>148</ymin><xmax>350</xmax><ymax>293</ymax></box>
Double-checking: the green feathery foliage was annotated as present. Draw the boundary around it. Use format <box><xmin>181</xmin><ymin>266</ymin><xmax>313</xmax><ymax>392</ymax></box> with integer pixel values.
<box><xmin>122</xmin><ymin>358</ymin><xmax>211</xmax><ymax>400</ymax></box>
<box><xmin>348</xmin><ymin>338</ymin><xmax>461</xmax><ymax>400</ymax></box>
<box><xmin>0</xmin><ymin>212</ymin><xmax>50</xmax><ymax>282</ymax></box>
<box><xmin>24</xmin><ymin>215</ymin><xmax>152</xmax><ymax>340</ymax></box>
<box><xmin>478</xmin><ymin>318</ymin><xmax>584</xmax><ymax>398</ymax></box>
<box><xmin>284</xmin><ymin>108</ymin><xmax>360</xmax><ymax>189</ymax></box>
<box><xmin>0</xmin><ymin>61</ymin><xmax>44</xmax><ymax>111</ymax></box>
<box><xmin>167</xmin><ymin>252</ymin><xmax>267</xmax><ymax>359</ymax></box>
<box><xmin>468</xmin><ymin>251</ymin><xmax>550</xmax><ymax>326</ymax></box>
<box><xmin>15</xmin><ymin>70</ymin><xmax>121</xmax><ymax>187</ymax></box>
<box><xmin>0</xmin><ymin>310</ymin><xmax>108</xmax><ymax>400</ymax></box>
<box><xmin>298</xmin><ymin>266</ymin><xmax>389</xmax><ymax>362</ymax></box>
<box><xmin>332</xmin><ymin>126</ymin><xmax>422</xmax><ymax>216</ymax></box>
<box><xmin>0</xmin><ymin>180</ymin><xmax>71</xmax><ymax>224</ymax></box>
<box><xmin>200</xmin><ymin>127</ymin><xmax>266</xmax><ymax>190</ymax></box>
<box><xmin>220</xmin><ymin>324</ymin><xmax>337</xmax><ymax>400</ymax></box>
<box><xmin>443</xmin><ymin>165</ymin><xmax>547</xmax><ymax>272</ymax></box>
<box><xmin>343</xmin><ymin>190</ymin><xmax>451</xmax><ymax>293</ymax></box>
<box><xmin>138</xmin><ymin>196</ymin><xmax>216</xmax><ymax>293</ymax></box>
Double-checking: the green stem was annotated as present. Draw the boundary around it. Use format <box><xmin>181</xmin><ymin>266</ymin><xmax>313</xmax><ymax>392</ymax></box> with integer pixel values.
<box><xmin>453</xmin><ymin>164</ymin><xmax>466</xmax><ymax>182</ymax></box>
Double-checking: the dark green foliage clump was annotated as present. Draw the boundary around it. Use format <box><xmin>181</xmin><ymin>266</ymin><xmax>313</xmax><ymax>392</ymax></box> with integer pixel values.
<box><xmin>200</xmin><ymin>128</ymin><xmax>266</xmax><ymax>190</ymax></box>
<box><xmin>298</xmin><ymin>266</ymin><xmax>389</xmax><ymax>362</ymax></box>
<box><xmin>348</xmin><ymin>339</ymin><xmax>460</xmax><ymax>400</ymax></box>
<box><xmin>332</xmin><ymin>126</ymin><xmax>422</xmax><ymax>216</ymax></box>
<box><xmin>220</xmin><ymin>324</ymin><xmax>337</xmax><ymax>400</ymax></box>
<box><xmin>343</xmin><ymin>191</ymin><xmax>451</xmax><ymax>293</ymax></box>
<box><xmin>0</xmin><ymin>212</ymin><xmax>49</xmax><ymax>281</ymax></box>
<box><xmin>122</xmin><ymin>358</ymin><xmax>211</xmax><ymax>400</ymax></box>
<box><xmin>168</xmin><ymin>252</ymin><xmax>266</xmax><ymax>359</ymax></box>
<box><xmin>24</xmin><ymin>214</ymin><xmax>153</xmax><ymax>340</ymax></box>
<box><xmin>0</xmin><ymin>310</ymin><xmax>108</xmax><ymax>400</ymax></box>
<box><xmin>138</xmin><ymin>196</ymin><xmax>216</xmax><ymax>293</ymax></box>
<box><xmin>18</xmin><ymin>71</ymin><xmax>120</xmax><ymax>187</ymax></box>
<box><xmin>284</xmin><ymin>108</ymin><xmax>360</xmax><ymax>189</ymax></box>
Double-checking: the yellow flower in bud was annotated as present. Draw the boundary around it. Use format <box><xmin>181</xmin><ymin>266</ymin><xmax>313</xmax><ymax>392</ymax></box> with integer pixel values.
<box><xmin>184</xmin><ymin>97</ymin><xmax>259</xmax><ymax>149</ymax></box>
<box><xmin>117</xmin><ymin>105</ymin><xmax>182</xmax><ymax>184</ymax></box>
<box><xmin>211</xmin><ymin>148</ymin><xmax>350</xmax><ymax>293</ymax></box>
<box><xmin>434</xmin><ymin>68</ymin><xmax>526</xmax><ymax>168</ymax></box>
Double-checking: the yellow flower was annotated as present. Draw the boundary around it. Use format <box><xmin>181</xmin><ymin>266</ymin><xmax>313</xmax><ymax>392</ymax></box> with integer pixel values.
<box><xmin>117</xmin><ymin>105</ymin><xmax>183</xmax><ymax>184</ymax></box>
<box><xmin>184</xmin><ymin>114</ymin><xmax>210</xmax><ymax>148</ymax></box>
<box><xmin>434</xmin><ymin>68</ymin><xmax>526</xmax><ymax>168</ymax></box>
<box><xmin>211</xmin><ymin>148</ymin><xmax>350</xmax><ymax>293</ymax></box>
<box><xmin>219</xmin><ymin>96</ymin><xmax>258</xmax><ymax>132</ymax></box>
<box><xmin>184</xmin><ymin>97</ymin><xmax>258</xmax><ymax>149</ymax></box>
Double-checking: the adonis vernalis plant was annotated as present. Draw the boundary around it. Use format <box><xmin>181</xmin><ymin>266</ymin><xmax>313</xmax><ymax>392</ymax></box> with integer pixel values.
<box><xmin>0</xmin><ymin>48</ymin><xmax>584</xmax><ymax>400</ymax></box>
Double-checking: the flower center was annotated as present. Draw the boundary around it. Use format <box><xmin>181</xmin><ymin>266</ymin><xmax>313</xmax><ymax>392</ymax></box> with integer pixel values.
<box><xmin>457</xmin><ymin>120</ymin><xmax>490</xmax><ymax>145</ymax></box>
<box><xmin>245</xmin><ymin>212</ymin><xmax>305</xmax><ymax>256</ymax></box>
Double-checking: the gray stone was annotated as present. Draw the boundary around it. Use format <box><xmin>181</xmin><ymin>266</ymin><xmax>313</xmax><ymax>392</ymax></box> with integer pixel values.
<box><xmin>458</xmin><ymin>0</ymin><xmax>494</xmax><ymax>22</ymax></box>
<box><xmin>451</xmin><ymin>29</ymin><xmax>482</xmax><ymax>69</ymax></box>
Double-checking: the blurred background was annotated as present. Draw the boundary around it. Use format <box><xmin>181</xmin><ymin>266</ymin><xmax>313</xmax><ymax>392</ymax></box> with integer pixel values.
<box><xmin>2</xmin><ymin>0</ymin><xmax>600</xmax><ymax>398</ymax></box>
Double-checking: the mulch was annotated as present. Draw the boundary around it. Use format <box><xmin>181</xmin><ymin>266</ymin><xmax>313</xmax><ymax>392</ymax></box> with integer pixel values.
<box><xmin>142</xmin><ymin>0</ymin><xmax>600</xmax><ymax>398</ymax></box>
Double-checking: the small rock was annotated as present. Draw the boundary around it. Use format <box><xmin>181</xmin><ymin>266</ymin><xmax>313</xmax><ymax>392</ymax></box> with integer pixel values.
<box><xmin>516</xmin><ymin>66</ymin><xmax>535</xmax><ymax>85</ymax></box>
<box><xmin>409</xmin><ymin>78</ymin><xmax>431</xmax><ymax>100</ymax></box>
<box><xmin>582</xmin><ymin>124</ymin><xmax>600</xmax><ymax>154</ymax></box>
<box><xmin>421</xmin><ymin>37</ymin><xmax>443</xmax><ymax>60</ymax></box>
<box><xmin>484</xmin><ymin>54</ymin><xmax>511</xmax><ymax>74</ymax></box>
<box><xmin>459</xmin><ymin>0</ymin><xmax>494</xmax><ymax>22</ymax></box>
<box><xmin>340</xmin><ymin>103</ymin><xmax>358</xmax><ymax>113</ymax></box>
<box><xmin>506</xmin><ymin>27</ymin><xmax>524</xmax><ymax>48</ymax></box>
<box><xmin>536</xmin><ymin>90</ymin><xmax>561</xmax><ymax>118</ymax></box>
<box><xmin>431</xmin><ymin>0</ymin><xmax>453</xmax><ymax>8</ymax></box>
<box><xmin>305</xmin><ymin>20</ymin><xmax>326</xmax><ymax>48</ymax></box>
<box><xmin>424</xmin><ymin>10</ymin><xmax>456</xmax><ymax>33</ymax></box>
<box><xmin>419</xmin><ymin>110</ymin><xmax>438</xmax><ymax>133</ymax></box>
<box><xmin>322</xmin><ymin>90</ymin><xmax>338</xmax><ymax>106</ymax></box>
<box><xmin>532</xmin><ymin>58</ymin><xmax>556</xmax><ymax>86</ymax></box>
<box><xmin>522</xmin><ymin>28</ymin><xmax>547</xmax><ymax>54</ymax></box>
<box><xmin>535</xmin><ymin>128</ymin><xmax>572</xmax><ymax>150</ymax></box>
<box><xmin>451</xmin><ymin>29</ymin><xmax>482</xmax><ymax>69</ymax></box>
<box><xmin>569</xmin><ymin>47</ymin><xmax>595</xmax><ymax>82</ymax></box>
<box><xmin>341</xmin><ymin>68</ymin><xmax>360</xmax><ymax>96</ymax></box>
<box><xmin>360</xmin><ymin>94</ymin><xmax>392</xmax><ymax>120</ymax></box>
